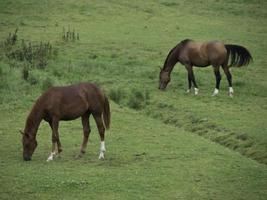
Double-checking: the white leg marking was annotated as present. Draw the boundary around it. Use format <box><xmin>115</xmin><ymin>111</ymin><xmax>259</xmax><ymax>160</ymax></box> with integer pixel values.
<box><xmin>186</xmin><ymin>89</ymin><xmax>191</xmax><ymax>93</ymax></box>
<box><xmin>100</xmin><ymin>141</ymin><xmax>106</xmax><ymax>152</ymax></box>
<box><xmin>212</xmin><ymin>88</ymin><xmax>219</xmax><ymax>96</ymax></box>
<box><xmin>229</xmin><ymin>87</ymin><xmax>234</xmax><ymax>97</ymax></box>
<box><xmin>99</xmin><ymin>152</ymin><xmax>105</xmax><ymax>160</ymax></box>
<box><xmin>47</xmin><ymin>152</ymin><xmax>56</xmax><ymax>162</ymax></box>
<box><xmin>194</xmin><ymin>87</ymin><xmax>199</xmax><ymax>95</ymax></box>
<box><xmin>99</xmin><ymin>141</ymin><xmax>106</xmax><ymax>160</ymax></box>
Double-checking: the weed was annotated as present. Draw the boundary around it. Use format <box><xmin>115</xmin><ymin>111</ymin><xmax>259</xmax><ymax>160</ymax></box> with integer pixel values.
<box><xmin>22</xmin><ymin>66</ymin><xmax>29</xmax><ymax>80</ymax></box>
<box><xmin>62</xmin><ymin>25</ymin><xmax>80</xmax><ymax>42</ymax></box>
<box><xmin>109</xmin><ymin>88</ymin><xmax>125</xmax><ymax>104</ymax></box>
<box><xmin>128</xmin><ymin>89</ymin><xmax>150</xmax><ymax>110</ymax></box>
<box><xmin>1</xmin><ymin>30</ymin><xmax>57</xmax><ymax>69</ymax></box>
<box><xmin>27</xmin><ymin>74</ymin><xmax>38</xmax><ymax>85</ymax></box>
<box><xmin>42</xmin><ymin>77</ymin><xmax>54</xmax><ymax>90</ymax></box>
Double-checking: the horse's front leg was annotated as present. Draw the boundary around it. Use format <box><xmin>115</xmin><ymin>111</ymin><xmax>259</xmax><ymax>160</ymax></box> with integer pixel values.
<box><xmin>212</xmin><ymin>66</ymin><xmax>221</xmax><ymax>96</ymax></box>
<box><xmin>186</xmin><ymin>64</ymin><xmax>199</xmax><ymax>95</ymax></box>
<box><xmin>76</xmin><ymin>114</ymin><xmax>91</xmax><ymax>158</ymax></box>
<box><xmin>186</xmin><ymin>72</ymin><xmax>192</xmax><ymax>93</ymax></box>
<box><xmin>47</xmin><ymin>119</ymin><xmax>61</xmax><ymax>162</ymax></box>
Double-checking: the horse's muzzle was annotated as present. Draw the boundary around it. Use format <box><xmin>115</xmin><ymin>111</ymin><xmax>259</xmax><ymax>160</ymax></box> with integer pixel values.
<box><xmin>23</xmin><ymin>156</ymin><xmax>31</xmax><ymax>161</ymax></box>
<box><xmin>159</xmin><ymin>85</ymin><xmax>166</xmax><ymax>90</ymax></box>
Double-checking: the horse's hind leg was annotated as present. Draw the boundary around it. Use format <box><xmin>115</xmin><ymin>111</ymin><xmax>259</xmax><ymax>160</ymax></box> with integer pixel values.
<box><xmin>212</xmin><ymin>66</ymin><xmax>221</xmax><ymax>96</ymax></box>
<box><xmin>93</xmin><ymin>113</ymin><xmax>106</xmax><ymax>160</ymax></box>
<box><xmin>222</xmin><ymin>64</ymin><xmax>234</xmax><ymax>97</ymax></box>
<box><xmin>76</xmin><ymin>113</ymin><xmax>91</xmax><ymax>158</ymax></box>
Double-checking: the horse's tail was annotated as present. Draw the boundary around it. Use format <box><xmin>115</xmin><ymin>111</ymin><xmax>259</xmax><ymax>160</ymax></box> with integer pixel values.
<box><xmin>225</xmin><ymin>44</ymin><xmax>252</xmax><ymax>67</ymax></box>
<box><xmin>102</xmin><ymin>94</ymin><xmax>110</xmax><ymax>130</ymax></box>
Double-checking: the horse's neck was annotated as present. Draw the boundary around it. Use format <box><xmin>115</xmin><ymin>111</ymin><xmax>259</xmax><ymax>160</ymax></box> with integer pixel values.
<box><xmin>163</xmin><ymin>58</ymin><xmax>178</xmax><ymax>74</ymax></box>
<box><xmin>25</xmin><ymin>104</ymin><xmax>43</xmax><ymax>137</ymax></box>
<box><xmin>163</xmin><ymin>46</ymin><xmax>180</xmax><ymax>73</ymax></box>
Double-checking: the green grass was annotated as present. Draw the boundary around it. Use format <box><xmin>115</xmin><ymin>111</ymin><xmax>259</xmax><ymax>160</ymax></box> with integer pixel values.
<box><xmin>1</xmin><ymin>105</ymin><xmax>267</xmax><ymax>200</ymax></box>
<box><xmin>0</xmin><ymin>0</ymin><xmax>267</xmax><ymax>199</ymax></box>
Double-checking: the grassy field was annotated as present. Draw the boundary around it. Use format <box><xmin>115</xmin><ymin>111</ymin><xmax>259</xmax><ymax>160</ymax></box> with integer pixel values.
<box><xmin>0</xmin><ymin>0</ymin><xmax>267</xmax><ymax>199</ymax></box>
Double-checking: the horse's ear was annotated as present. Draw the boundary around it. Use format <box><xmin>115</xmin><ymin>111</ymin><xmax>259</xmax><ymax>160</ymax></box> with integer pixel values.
<box><xmin>19</xmin><ymin>130</ymin><xmax>24</xmax><ymax>135</ymax></box>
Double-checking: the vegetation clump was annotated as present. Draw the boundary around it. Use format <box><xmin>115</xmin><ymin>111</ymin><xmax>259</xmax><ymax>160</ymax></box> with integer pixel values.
<box><xmin>1</xmin><ymin>29</ymin><xmax>58</xmax><ymax>69</ymax></box>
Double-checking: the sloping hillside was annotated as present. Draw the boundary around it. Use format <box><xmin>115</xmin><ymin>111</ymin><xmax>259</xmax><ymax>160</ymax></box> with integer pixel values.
<box><xmin>0</xmin><ymin>0</ymin><xmax>267</xmax><ymax>199</ymax></box>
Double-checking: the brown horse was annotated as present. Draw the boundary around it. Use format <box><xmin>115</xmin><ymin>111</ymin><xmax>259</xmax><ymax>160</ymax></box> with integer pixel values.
<box><xmin>159</xmin><ymin>39</ymin><xmax>252</xmax><ymax>96</ymax></box>
<box><xmin>20</xmin><ymin>83</ymin><xmax>110</xmax><ymax>161</ymax></box>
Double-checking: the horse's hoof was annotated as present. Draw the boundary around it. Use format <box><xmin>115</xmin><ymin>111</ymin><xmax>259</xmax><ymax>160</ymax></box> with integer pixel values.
<box><xmin>229</xmin><ymin>93</ymin><xmax>234</xmax><ymax>98</ymax></box>
<box><xmin>75</xmin><ymin>151</ymin><xmax>85</xmax><ymax>159</ymax></box>
<box><xmin>46</xmin><ymin>151</ymin><xmax>59</xmax><ymax>162</ymax></box>
<box><xmin>212</xmin><ymin>88</ymin><xmax>219</xmax><ymax>96</ymax></box>
<box><xmin>47</xmin><ymin>155</ymin><xmax>54</xmax><ymax>162</ymax></box>
<box><xmin>194</xmin><ymin>88</ymin><xmax>199</xmax><ymax>95</ymax></box>
<box><xmin>75</xmin><ymin>154</ymin><xmax>82</xmax><ymax>159</ymax></box>
<box><xmin>98</xmin><ymin>152</ymin><xmax>105</xmax><ymax>160</ymax></box>
<box><xmin>186</xmin><ymin>89</ymin><xmax>190</xmax><ymax>93</ymax></box>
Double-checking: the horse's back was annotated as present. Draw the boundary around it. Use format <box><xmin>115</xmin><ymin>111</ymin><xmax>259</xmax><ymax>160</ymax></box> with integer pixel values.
<box><xmin>40</xmin><ymin>83</ymin><xmax>105</xmax><ymax>120</ymax></box>
<box><xmin>205</xmin><ymin>41</ymin><xmax>227</xmax><ymax>65</ymax></box>
<box><xmin>181</xmin><ymin>40</ymin><xmax>227</xmax><ymax>66</ymax></box>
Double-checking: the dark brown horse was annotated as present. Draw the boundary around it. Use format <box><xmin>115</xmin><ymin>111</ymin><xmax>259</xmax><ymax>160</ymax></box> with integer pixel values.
<box><xmin>20</xmin><ymin>83</ymin><xmax>110</xmax><ymax>161</ymax></box>
<box><xmin>159</xmin><ymin>39</ymin><xmax>252</xmax><ymax>96</ymax></box>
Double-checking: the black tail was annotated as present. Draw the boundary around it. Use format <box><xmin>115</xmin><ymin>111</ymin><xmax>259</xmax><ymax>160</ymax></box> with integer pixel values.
<box><xmin>225</xmin><ymin>44</ymin><xmax>252</xmax><ymax>67</ymax></box>
<box><xmin>103</xmin><ymin>94</ymin><xmax>110</xmax><ymax>130</ymax></box>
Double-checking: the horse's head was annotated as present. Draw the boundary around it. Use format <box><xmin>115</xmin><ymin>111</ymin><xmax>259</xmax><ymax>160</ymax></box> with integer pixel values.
<box><xmin>20</xmin><ymin>130</ymin><xmax>37</xmax><ymax>161</ymax></box>
<box><xmin>159</xmin><ymin>69</ymin><xmax>170</xmax><ymax>90</ymax></box>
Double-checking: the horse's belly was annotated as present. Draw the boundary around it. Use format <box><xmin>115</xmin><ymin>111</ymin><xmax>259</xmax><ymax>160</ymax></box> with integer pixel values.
<box><xmin>191</xmin><ymin>57</ymin><xmax>210</xmax><ymax>67</ymax></box>
<box><xmin>60</xmin><ymin>104</ymin><xmax>88</xmax><ymax>120</ymax></box>
<box><xmin>61</xmin><ymin>115</ymin><xmax>81</xmax><ymax>121</ymax></box>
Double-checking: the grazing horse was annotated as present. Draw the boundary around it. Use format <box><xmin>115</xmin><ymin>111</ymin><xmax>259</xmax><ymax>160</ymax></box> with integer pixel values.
<box><xmin>159</xmin><ymin>39</ymin><xmax>252</xmax><ymax>96</ymax></box>
<box><xmin>20</xmin><ymin>83</ymin><xmax>110</xmax><ymax>161</ymax></box>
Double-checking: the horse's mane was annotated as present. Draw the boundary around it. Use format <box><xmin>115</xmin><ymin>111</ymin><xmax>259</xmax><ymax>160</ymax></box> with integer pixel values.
<box><xmin>180</xmin><ymin>39</ymin><xmax>192</xmax><ymax>46</ymax></box>
<box><xmin>162</xmin><ymin>39</ymin><xmax>192</xmax><ymax>70</ymax></box>
<box><xmin>24</xmin><ymin>97</ymin><xmax>44</xmax><ymax>133</ymax></box>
